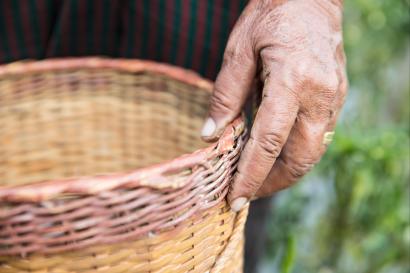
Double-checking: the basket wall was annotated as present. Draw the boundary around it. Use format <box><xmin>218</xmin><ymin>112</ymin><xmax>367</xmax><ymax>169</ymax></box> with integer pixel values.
<box><xmin>0</xmin><ymin>59</ymin><xmax>248</xmax><ymax>273</ymax></box>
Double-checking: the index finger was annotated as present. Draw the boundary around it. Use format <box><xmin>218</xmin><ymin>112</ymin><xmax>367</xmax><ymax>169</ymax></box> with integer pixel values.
<box><xmin>228</xmin><ymin>76</ymin><xmax>299</xmax><ymax>211</ymax></box>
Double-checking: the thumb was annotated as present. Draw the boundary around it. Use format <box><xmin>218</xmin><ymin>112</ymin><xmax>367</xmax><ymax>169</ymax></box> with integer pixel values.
<box><xmin>201</xmin><ymin>41</ymin><xmax>256</xmax><ymax>141</ymax></box>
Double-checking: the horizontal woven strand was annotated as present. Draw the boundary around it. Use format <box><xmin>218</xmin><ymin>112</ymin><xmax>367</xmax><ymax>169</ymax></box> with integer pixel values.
<box><xmin>0</xmin><ymin>203</ymin><xmax>246</xmax><ymax>273</ymax></box>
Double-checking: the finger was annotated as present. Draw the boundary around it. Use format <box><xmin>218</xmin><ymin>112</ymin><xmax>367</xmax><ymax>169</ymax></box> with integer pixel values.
<box><xmin>228</xmin><ymin>76</ymin><xmax>299</xmax><ymax>210</ymax></box>
<box><xmin>201</xmin><ymin>33</ymin><xmax>256</xmax><ymax>141</ymax></box>
<box><xmin>256</xmin><ymin>61</ymin><xmax>347</xmax><ymax>196</ymax></box>
<box><xmin>256</xmin><ymin>115</ymin><xmax>332</xmax><ymax>197</ymax></box>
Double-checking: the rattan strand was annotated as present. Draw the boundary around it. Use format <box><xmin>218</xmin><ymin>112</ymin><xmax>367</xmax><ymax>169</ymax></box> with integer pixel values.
<box><xmin>0</xmin><ymin>203</ymin><xmax>248</xmax><ymax>273</ymax></box>
<box><xmin>0</xmin><ymin>58</ymin><xmax>248</xmax><ymax>272</ymax></box>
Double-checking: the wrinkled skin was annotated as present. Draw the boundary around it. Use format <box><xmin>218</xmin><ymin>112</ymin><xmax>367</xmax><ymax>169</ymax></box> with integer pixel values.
<box><xmin>201</xmin><ymin>0</ymin><xmax>347</xmax><ymax>210</ymax></box>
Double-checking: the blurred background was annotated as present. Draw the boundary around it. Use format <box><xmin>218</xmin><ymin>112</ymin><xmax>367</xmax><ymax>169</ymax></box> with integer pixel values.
<box><xmin>256</xmin><ymin>1</ymin><xmax>410</xmax><ymax>272</ymax></box>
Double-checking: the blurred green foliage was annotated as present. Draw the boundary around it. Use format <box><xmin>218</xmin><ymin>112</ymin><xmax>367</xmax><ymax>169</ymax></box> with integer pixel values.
<box><xmin>317</xmin><ymin>128</ymin><xmax>409</xmax><ymax>273</ymax></box>
<box><xmin>343</xmin><ymin>0</ymin><xmax>409</xmax><ymax>125</ymax></box>
<box><xmin>264</xmin><ymin>1</ymin><xmax>410</xmax><ymax>272</ymax></box>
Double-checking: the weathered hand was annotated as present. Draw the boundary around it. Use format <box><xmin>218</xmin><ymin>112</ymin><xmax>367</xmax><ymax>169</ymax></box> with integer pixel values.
<box><xmin>201</xmin><ymin>0</ymin><xmax>347</xmax><ymax>211</ymax></box>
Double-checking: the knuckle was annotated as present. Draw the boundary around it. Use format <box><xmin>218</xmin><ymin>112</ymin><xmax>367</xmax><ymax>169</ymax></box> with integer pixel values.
<box><xmin>252</xmin><ymin>132</ymin><xmax>284</xmax><ymax>160</ymax></box>
<box><xmin>210</xmin><ymin>87</ymin><xmax>234</xmax><ymax>114</ymax></box>
<box><xmin>235</xmin><ymin>170</ymin><xmax>260</xmax><ymax>193</ymax></box>
<box><xmin>223</xmin><ymin>41</ymin><xmax>251</xmax><ymax>66</ymax></box>
<box><xmin>324</xmin><ymin>73</ymin><xmax>340</xmax><ymax>93</ymax></box>
<box><xmin>223</xmin><ymin>46</ymin><xmax>254</xmax><ymax>68</ymax></box>
<box><xmin>284</xmin><ymin>158</ymin><xmax>316</xmax><ymax>181</ymax></box>
<box><xmin>241</xmin><ymin>175</ymin><xmax>261</xmax><ymax>192</ymax></box>
<box><xmin>302</xmin><ymin>61</ymin><xmax>340</xmax><ymax>94</ymax></box>
<box><xmin>339</xmin><ymin>77</ymin><xmax>348</xmax><ymax>97</ymax></box>
<box><xmin>316</xmin><ymin>73</ymin><xmax>339</xmax><ymax>95</ymax></box>
<box><xmin>224</xmin><ymin>46</ymin><xmax>238</xmax><ymax>62</ymax></box>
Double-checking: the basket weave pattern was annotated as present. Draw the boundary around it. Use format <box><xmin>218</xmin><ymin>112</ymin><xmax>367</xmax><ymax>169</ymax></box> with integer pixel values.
<box><xmin>0</xmin><ymin>204</ymin><xmax>248</xmax><ymax>273</ymax></box>
<box><xmin>0</xmin><ymin>59</ymin><xmax>248</xmax><ymax>272</ymax></box>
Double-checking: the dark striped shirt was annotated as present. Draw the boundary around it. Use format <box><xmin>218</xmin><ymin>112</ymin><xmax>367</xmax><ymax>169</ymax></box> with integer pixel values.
<box><xmin>0</xmin><ymin>0</ymin><xmax>248</xmax><ymax>79</ymax></box>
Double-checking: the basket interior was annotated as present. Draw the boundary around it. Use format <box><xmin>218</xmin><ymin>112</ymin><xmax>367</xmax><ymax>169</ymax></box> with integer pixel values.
<box><xmin>0</xmin><ymin>68</ymin><xmax>210</xmax><ymax>187</ymax></box>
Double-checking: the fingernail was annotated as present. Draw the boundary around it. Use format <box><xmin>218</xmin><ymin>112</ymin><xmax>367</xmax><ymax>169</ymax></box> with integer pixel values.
<box><xmin>230</xmin><ymin>197</ymin><xmax>248</xmax><ymax>212</ymax></box>
<box><xmin>201</xmin><ymin>118</ymin><xmax>216</xmax><ymax>137</ymax></box>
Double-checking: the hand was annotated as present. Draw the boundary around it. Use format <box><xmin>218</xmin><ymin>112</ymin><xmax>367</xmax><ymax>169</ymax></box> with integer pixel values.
<box><xmin>201</xmin><ymin>0</ymin><xmax>347</xmax><ymax>211</ymax></box>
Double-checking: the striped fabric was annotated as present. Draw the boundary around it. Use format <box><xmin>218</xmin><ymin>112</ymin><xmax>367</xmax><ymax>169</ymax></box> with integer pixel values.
<box><xmin>0</xmin><ymin>0</ymin><xmax>248</xmax><ymax>79</ymax></box>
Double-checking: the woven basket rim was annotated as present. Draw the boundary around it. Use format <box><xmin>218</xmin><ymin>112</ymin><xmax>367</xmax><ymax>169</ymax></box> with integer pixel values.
<box><xmin>0</xmin><ymin>58</ymin><xmax>245</xmax><ymax>203</ymax></box>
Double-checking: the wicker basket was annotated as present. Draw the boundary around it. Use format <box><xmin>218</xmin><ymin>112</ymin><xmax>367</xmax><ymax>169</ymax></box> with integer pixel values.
<box><xmin>0</xmin><ymin>58</ymin><xmax>248</xmax><ymax>273</ymax></box>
